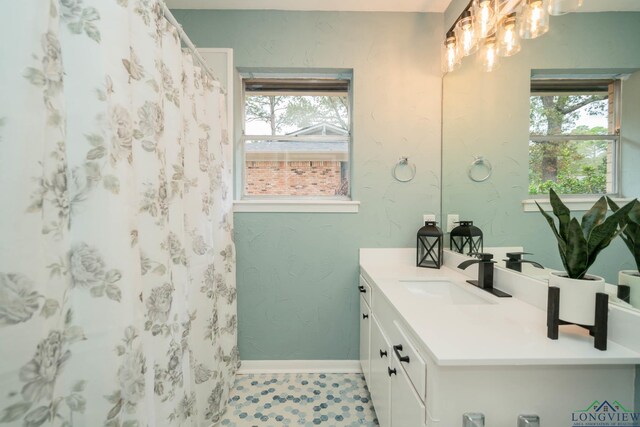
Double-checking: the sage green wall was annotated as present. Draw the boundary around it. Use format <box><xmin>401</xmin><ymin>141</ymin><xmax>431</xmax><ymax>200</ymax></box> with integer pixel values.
<box><xmin>442</xmin><ymin>12</ymin><xmax>640</xmax><ymax>283</ymax></box>
<box><xmin>173</xmin><ymin>10</ymin><xmax>443</xmax><ymax>360</ymax></box>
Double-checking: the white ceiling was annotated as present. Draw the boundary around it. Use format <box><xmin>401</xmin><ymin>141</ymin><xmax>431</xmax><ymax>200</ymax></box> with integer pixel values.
<box><xmin>165</xmin><ymin>0</ymin><xmax>640</xmax><ymax>13</ymax></box>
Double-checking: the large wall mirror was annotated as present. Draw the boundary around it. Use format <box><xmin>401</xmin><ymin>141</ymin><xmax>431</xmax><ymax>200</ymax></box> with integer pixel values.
<box><xmin>442</xmin><ymin>11</ymin><xmax>640</xmax><ymax>311</ymax></box>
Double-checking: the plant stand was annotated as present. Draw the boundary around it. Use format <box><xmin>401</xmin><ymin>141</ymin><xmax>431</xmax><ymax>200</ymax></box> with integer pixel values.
<box><xmin>547</xmin><ymin>286</ymin><xmax>609</xmax><ymax>351</ymax></box>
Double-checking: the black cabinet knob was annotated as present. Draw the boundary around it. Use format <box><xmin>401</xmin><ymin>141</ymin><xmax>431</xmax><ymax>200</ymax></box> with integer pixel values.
<box><xmin>393</xmin><ymin>344</ymin><xmax>410</xmax><ymax>364</ymax></box>
<box><xmin>362</xmin><ymin>313</ymin><xmax>369</xmax><ymax>319</ymax></box>
<box><xmin>388</xmin><ymin>367</ymin><xmax>397</xmax><ymax>376</ymax></box>
<box><xmin>379</xmin><ymin>349</ymin><xmax>388</xmax><ymax>358</ymax></box>
<box><xmin>359</xmin><ymin>286</ymin><xmax>366</xmax><ymax>293</ymax></box>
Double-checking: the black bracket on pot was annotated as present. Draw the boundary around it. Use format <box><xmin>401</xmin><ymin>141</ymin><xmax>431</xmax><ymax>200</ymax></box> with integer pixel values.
<box><xmin>546</xmin><ymin>286</ymin><xmax>609</xmax><ymax>351</ymax></box>
<box><xmin>617</xmin><ymin>285</ymin><xmax>630</xmax><ymax>304</ymax></box>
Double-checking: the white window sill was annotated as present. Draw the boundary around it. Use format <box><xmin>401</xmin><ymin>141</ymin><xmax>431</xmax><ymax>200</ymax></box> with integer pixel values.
<box><xmin>233</xmin><ymin>200</ymin><xmax>360</xmax><ymax>213</ymax></box>
<box><xmin>522</xmin><ymin>197</ymin><xmax>633</xmax><ymax>212</ymax></box>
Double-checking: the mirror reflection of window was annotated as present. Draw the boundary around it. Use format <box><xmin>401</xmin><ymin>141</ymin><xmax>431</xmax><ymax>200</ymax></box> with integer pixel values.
<box><xmin>528</xmin><ymin>79</ymin><xmax>620</xmax><ymax>196</ymax></box>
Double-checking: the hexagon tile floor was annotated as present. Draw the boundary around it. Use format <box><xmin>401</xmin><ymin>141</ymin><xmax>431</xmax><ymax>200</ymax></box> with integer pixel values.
<box><xmin>219</xmin><ymin>373</ymin><xmax>379</xmax><ymax>426</ymax></box>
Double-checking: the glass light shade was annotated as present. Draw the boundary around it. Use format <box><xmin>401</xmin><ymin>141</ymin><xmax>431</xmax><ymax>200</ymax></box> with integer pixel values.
<box><xmin>455</xmin><ymin>11</ymin><xmax>478</xmax><ymax>56</ymax></box>
<box><xmin>519</xmin><ymin>0</ymin><xmax>549</xmax><ymax>39</ymax></box>
<box><xmin>497</xmin><ymin>13</ymin><xmax>521</xmax><ymax>57</ymax></box>
<box><xmin>478</xmin><ymin>35</ymin><xmax>499</xmax><ymax>72</ymax></box>
<box><xmin>548</xmin><ymin>0</ymin><xmax>583</xmax><ymax>15</ymax></box>
<box><xmin>442</xmin><ymin>31</ymin><xmax>461</xmax><ymax>73</ymax></box>
<box><xmin>473</xmin><ymin>0</ymin><xmax>496</xmax><ymax>39</ymax></box>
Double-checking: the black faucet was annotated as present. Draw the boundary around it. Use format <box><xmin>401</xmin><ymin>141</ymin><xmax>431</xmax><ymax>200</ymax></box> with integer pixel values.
<box><xmin>503</xmin><ymin>252</ymin><xmax>544</xmax><ymax>273</ymax></box>
<box><xmin>457</xmin><ymin>253</ymin><xmax>512</xmax><ymax>298</ymax></box>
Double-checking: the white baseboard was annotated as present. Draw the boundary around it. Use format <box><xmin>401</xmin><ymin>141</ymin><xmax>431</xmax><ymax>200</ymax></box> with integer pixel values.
<box><xmin>237</xmin><ymin>360</ymin><xmax>362</xmax><ymax>375</ymax></box>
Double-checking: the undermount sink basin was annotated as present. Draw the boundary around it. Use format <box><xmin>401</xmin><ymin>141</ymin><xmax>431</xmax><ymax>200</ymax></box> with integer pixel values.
<box><xmin>400</xmin><ymin>280</ymin><xmax>496</xmax><ymax>305</ymax></box>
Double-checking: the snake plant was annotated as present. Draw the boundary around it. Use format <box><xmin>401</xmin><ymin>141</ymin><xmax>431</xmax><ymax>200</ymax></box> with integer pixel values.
<box><xmin>607</xmin><ymin>198</ymin><xmax>640</xmax><ymax>273</ymax></box>
<box><xmin>535</xmin><ymin>188</ymin><xmax>634</xmax><ymax>280</ymax></box>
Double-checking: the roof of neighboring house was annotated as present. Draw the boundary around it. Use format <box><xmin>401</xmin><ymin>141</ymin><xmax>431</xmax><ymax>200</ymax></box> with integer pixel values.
<box><xmin>246</xmin><ymin>122</ymin><xmax>349</xmax><ymax>154</ymax></box>
<box><xmin>245</xmin><ymin>140</ymin><xmax>348</xmax><ymax>153</ymax></box>
<box><xmin>286</xmin><ymin>122</ymin><xmax>349</xmax><ymax>136</ymax></box>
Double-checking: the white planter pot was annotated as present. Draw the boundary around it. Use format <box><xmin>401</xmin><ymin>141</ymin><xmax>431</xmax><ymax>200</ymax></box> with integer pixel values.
<box><xmin>619</xmin><ymin>270</ymin><xmax>640</xmax><ymax>309</ymax></box>
<box><xmin>549</xmin><ymin>272</ymin><xmax>605</xmax><ymax>326</ymax></box>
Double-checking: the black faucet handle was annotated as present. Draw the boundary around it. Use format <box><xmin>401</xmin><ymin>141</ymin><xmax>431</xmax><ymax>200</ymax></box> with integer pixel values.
<box><xmin>475</xmin><ymin>253</ymin><xmax>494</xmax><ymax>261</ymax></box>
<box><xmin>505</xmin><ymin>252</ymin><xmax>533</xmax><ymax>260</ymax></box>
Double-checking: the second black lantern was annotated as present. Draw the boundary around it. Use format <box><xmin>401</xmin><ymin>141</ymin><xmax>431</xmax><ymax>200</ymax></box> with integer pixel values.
<box><xmin>450</xmin><ymin>220</ymin><xmax>483</xmax><ymax>255</ymax></box>
<box><xmin>417</xmin><ymin>221</ymin><xmax>444</xmax><ymax>269</ymax></box>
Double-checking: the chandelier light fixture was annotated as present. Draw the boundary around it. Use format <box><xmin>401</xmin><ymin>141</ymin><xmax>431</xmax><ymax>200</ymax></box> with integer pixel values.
<box><xmin>456</xmin><ymin>10</ymin><xmax>479</xmax><ymax>57</ymax></box>
<box><xmin>442</xmin><ymin>30</ymin><xmax>462</xmax><ymax>72</ymax></box>
<box><xmin>442</xmin><ymin>0</ymin><xmax>583</xmax><ymax>73</ymax></box>
<box><xmin>478</xmin><ymin>34</ymin><xmax>500</xmax><ymax>72</ymax></box>
<box><xmin>496</xmin><ymin>12</ymin><xmax>521</xmax><ymax>57</ymax></box>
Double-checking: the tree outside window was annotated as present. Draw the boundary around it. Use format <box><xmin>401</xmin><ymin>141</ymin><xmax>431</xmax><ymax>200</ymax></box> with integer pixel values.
<box><xmin>529</xmin><ymin>79</ymin><xmax>619</xmax><ymax>195</ymax></box>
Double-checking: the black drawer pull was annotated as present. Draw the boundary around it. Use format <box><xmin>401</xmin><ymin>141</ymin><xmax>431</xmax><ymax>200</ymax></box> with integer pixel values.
<box><xmin>362</xmin><ymin>313</ymin><xmax>369</xmax><ymax>319</ymax></box>
<box><xmin>393</xmin><ymin>344</ymin><xmax>410</xmax><ymax>364</ymax></box>
<box><xmin>388</xmin><ymin>367</ymin><xmax>397</xmax><ymax>377</ymax></box>
<box><xmin>359</xmin><ymin>286</ymin><xmax>367</xmax><ymax>293</ymax></box>
<box><xmin>379</xmin><ymin>349</ymin><xmax>388</xmax><ymax>358</ymax></box>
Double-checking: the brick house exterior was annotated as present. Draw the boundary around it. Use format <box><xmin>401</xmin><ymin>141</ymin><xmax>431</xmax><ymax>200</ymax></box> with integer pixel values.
<box><xmin>245</xmin><ymin>123</ymin><xmax>349</xmax><ymax>196</ymax></box>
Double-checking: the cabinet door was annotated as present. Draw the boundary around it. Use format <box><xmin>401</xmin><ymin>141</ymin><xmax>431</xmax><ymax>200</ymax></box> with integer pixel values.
<box><xmin>360</xmin><ymin>296</ymin><xmax>371</xmax><ymax>382</ymax></box>
<box><xmin>390</xmin><ymin>355</ymin><xmax>425</xmax><ymax>427</ymax></box>
<box><xmin>370</xmin><ymin>316</ymin><xmax>391</xmax><ymax>427</ymax></box>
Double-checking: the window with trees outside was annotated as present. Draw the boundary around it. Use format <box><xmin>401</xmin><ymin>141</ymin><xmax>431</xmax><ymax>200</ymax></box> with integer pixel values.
<box><xmin>241</xmin><ymin>76</ymin><xmax>351</xmax><ymax>199</ymax></box>
<box><xmin>529</xmin><ymin>79</ymin><xmax>620</xmax><ymax>196</ymax></box>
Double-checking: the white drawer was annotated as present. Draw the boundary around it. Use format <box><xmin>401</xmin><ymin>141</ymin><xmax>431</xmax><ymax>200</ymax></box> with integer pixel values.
<box><xmin>391</xmin><ymin>320</ymin><xmax>426</xmax><ymax>403</ymax></box>
<box><xmin>359</xmin><ymin>274</ymin><xmax>372</xmax><ymax>307</ymax></box>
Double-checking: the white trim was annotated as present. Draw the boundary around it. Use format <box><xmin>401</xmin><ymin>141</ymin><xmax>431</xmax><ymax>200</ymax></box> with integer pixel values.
<box><xmin>234</xmin><ymin>200</ymin><xmax>360</xmax><ymax>213</ymax></box>
<box><xmin>245</xmin><ymin>152</ymin><xmax>349</xmax><ymax>162</ymax></box>
<box><xmin>197</xmin><ymin>48</ymin><xmax>233</xmax><ymax>137</ymax></box>
<box><xmin>522</xmin><ymin>197</ymin><xmax>633</xmax><ymax>212</ymax></box>
<box><xmin>237</xmin><ymin>360</ymin><xmax>362</xmax><ymax>374</ymax></box>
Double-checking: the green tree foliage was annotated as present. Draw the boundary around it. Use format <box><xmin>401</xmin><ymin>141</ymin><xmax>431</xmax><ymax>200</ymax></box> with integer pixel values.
<box><xmin>245</xmin><ymin>95</ymin><xmax>349</xmax><ymax>136</ymax></box>
<box><xmin>529</xmin><ymin>94</ymin><xmax>610</xmax><ymax>195</ymax></box>
<box><xmin>245</xmin><ymin>95</ymin><xmax>288</xmax><ymax>135</ymax></box>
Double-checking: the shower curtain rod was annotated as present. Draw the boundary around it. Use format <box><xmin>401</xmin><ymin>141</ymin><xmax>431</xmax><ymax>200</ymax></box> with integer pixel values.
<box><xmin>161</xmin><ymin>2</ymin><xmax>222</xmax><ymax>89</ymax></box>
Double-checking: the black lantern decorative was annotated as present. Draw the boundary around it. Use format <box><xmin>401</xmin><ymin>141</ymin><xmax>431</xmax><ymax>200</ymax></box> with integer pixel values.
<box><xmin>450</xmin><ymin>221</ymin><xmax>483</xmax><ymax>255</ymax></box>
<box><xmin>417</xmin><ymin>221</ymin><xmax>444</xmax><ymax>269</ymax></box>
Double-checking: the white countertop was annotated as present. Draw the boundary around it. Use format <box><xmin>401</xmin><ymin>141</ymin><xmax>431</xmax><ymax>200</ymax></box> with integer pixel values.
<box><xmin>360</xmin><ymin>248</ymin><xmax>640</xmax><ymax>367</ymax></box>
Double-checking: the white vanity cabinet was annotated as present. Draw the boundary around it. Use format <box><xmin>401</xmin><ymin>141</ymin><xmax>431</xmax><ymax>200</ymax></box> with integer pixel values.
<box><xmin>360</xmin><ymin>274</ymin><xmax>427</xmax><ymax>427</ymax></box>
<box><xmin>389</xmin><ymin>353</ymin><xmax>425</xmax><ymax>427</ymax></box>
<box><xmin>369</xmin><ymin>316</ymin><xmax>391</xmax><ymax>427</ymax></box>
<box><xmin>359</xmin><ymin>249</ymin><xmax>640</xmax><ymax>427</ymax></box>
<box><xmin>359</xmin><ymin>276</ymin><xmax>372</xmax><ymax>383</ymax></box>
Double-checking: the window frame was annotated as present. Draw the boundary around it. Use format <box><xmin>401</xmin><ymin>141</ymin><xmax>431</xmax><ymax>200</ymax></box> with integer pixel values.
<box><xmin>527</xmin><ymin>78</ymin><xmax>622</xmax><ymax>199</ymax></box>
<box><xmin>238</xmin><ymin>72</ymin><xmax>354</xmax><ymax>205</ymax></box>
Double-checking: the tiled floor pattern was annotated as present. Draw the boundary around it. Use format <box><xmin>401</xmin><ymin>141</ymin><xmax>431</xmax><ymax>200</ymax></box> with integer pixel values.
<box><xmin>219</xmin><ymin>373</ymin><xmax>379</xmax><ymax>426</ymax></box>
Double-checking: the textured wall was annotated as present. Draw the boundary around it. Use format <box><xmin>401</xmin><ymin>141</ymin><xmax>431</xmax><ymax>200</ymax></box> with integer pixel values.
<box><xmin>442</xmin><ymin>12</ymin><xmax>640</xmax><ymax>282</ymax></box>
<box><xmin>173</xmin><ymin>10</ymin><xmax>443</xmax><ymax>360</ymax></box>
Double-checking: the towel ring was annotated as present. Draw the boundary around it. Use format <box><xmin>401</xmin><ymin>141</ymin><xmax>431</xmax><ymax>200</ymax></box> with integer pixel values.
<box><xmin>393</xmin><ymin>157</ymin><xmax>416</xmax><ymax>182</ymax></box>
<box><xmin>467</xmin><ymin>156</ymin><xmax>492</xmax><ymax>182</ymax></box>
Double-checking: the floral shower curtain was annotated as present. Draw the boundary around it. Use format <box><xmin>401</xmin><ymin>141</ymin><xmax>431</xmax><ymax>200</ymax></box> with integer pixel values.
<box><xmin>0</xmin><ymin>0</ymin><xmax>238</xmax><ymax>425</ymax></box>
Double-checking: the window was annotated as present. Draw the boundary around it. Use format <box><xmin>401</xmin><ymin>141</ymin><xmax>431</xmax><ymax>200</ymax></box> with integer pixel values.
<box><xmin>241</xmin><ymin>75</ymin><xmax>351</xmax><ymax>199</ymax></box>
<box><xmin>529</xmin><ymin>79</ymin><xmax>620</xmax><ymax>196</ymax></box>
